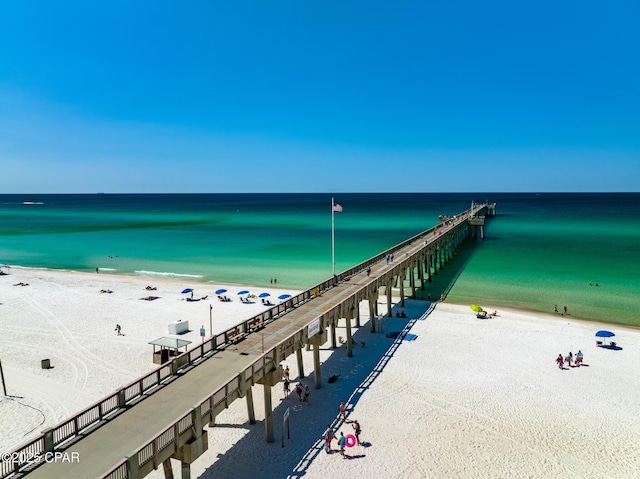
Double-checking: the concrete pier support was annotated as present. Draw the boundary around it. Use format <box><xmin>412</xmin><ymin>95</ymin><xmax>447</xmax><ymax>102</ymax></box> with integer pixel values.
<box><xmin>245</xmin><ymin>387</ymin><xmax>256</xmax><ymax>425</ymax></box>
<box><xmin>433</xmin><ymin>249</ymin><xmax>439</xmax><ymax>274</ymax></box>
<box><xmin>386</xmin><ymin>283</ymin><xmax>393</xmax><ymax>317</ymax></box>
<box><xmin>296</xmin><ymin>348</ymin><xmax>305</xmax><ymax>378</ymax></box>
<box><xmin>409</xmin><ymin>264</ymin><xmax>416</xmax><ymax>298</ymax></box>
<box><xmin>330</xmin><ymin>322</ymin><xmax>337</xmax><ymax>348</ymax></box>
<box><xmin>399</xmin><ymin>274</ymin><xmax>405</xmax><ymax>307</ymax></box>
<box><xmin>417</xmin><ymin>261</ymin><xmax>425</xmax><ymax>290</ymax></box>
<box><xmin>162</xmin><ymin>459</ymin><xmax>174</xmax><ymax>479</ymax></box>
<box><xmin>263</xmin><ymin>382</ymin><xmax>273</xmax><ymax>442</ymax></box>
<box><xmin>313</xmin><ymin>336</ymin><xmax>322</xmax><ymax>388</ymax></box>
<box><xmin>345</xmin><ymin>313</ymin><xmax>353</xmax><ymax>358</ymax></box>
<box><xmin>257</xmin><ymin>366</ymin><xmax>282</xmax><ymax>443</ymax></box>
<box><xmin>181</xmin><ymin>462</ymin><xmax>190</xmax><ymax>479</ymax></box>
<box><xmin>368</xmin><ymin>297</ymin><xmax>377</xmax><ymax>333</ymax></box>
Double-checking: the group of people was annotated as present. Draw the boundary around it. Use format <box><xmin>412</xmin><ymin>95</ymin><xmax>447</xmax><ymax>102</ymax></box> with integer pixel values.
<box><xmin>280</xmin><ymin>363</ymin><xmax>365</xmax><ymax>458</ymax></box>
<box><xmin>281</xmin><ymin>365</ymin><xmax>311</xmax><ymax>404</ymax></box>
<box><xmin>323</xmin><ymin>416</ymin><xmax>362</xmax><ymax>458</ymax></box>
<box><xmin>553</xmin><ymin>304</ymin><xmax>568</xmax><ymax>315</ymax></box>
<box><xmin>556</xmin><ymin>350</ymin><xmax>583</xmax><ymax>369</ymax></box>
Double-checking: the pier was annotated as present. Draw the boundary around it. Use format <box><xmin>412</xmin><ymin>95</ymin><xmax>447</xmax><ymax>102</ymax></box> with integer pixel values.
<box><xmin>2</xmin><ymin>204</ymin><xmax>495</xmax><ymax>479</ymax></box>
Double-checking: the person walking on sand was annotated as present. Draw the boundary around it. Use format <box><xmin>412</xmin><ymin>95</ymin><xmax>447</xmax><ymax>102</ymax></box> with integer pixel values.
<box><xmin>338</xmin><ymin>401</ymin><xmax>346</xmax><ymax>420</ymax></box>
<box><xmin>303</xmin><ymin>384</ymin><xmax>310</xmax><ymax>404</ymax></box>
<box><xmin>115</xmin><ymin>324</ymin><xmax>122</xmax><ymax>336</ymax></box>
<box><xmin>283</xmin><ymin>365</ymin><xmax>290</xmax><ymax>381</ymax></box>
<box><xmin>576</xmin><ymin>350</ymin><xmax>584</xmax><ymax>366</ymax></box>
<box><xmin>323</xmin><ymin>425</ymin><xmax>335</xmax><ymax>453</ymax></box>
<box><xmin>295</xmin><ymin>383</ymin><xmax>303</xmax><ymax>402</ymax></box>
<box><xmin>556</xmin><ymin>354</ymin><xmax>564</xmax><ymax>369</ymax></box>
<box><xmin>283</xmin><ymin>379</ymin><xmax>290</xmax><ymax>398</ymax></box>
<box><xmin>338</xmin><ymin>432</ymin><xmax>347</xmax><ymax>458</ymax></box>
<box><xmin>566</xmin><ymin>352</ymin><xmax>574</xmax><ymax>368</ymax></box>
<box><xmin>352</xmin><ymin>420</ymin><xmax>362</xmax><ymax>445</ymax></box>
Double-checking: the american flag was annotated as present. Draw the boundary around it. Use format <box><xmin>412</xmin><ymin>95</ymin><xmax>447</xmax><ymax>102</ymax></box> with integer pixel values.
<box><xmin>332</xmin><ymin>203</ymin><xmax>343</xmax><ymax>213</ymax></box>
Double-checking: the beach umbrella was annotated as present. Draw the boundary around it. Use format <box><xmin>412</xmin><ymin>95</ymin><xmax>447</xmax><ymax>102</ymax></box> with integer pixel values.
<box><xmin>215</xmin><ymin>288</ymin><xmax>227</xmax><ymax>295</ymax></box>
<box><xmin>237</xmin><ymin>290</ymin><xmax>250</xmax><ymax>296</ymax></box>
<box><xmin>278</xmin><ymin>294</ymin><xmax>292</xmax><ymax>301</ymax></box>
<box><xmin>181</xmin><ymin>288</ymin><xmax>193</xmax><ymax>294</ymax></box>
<box><xmin>258</xmin><ymin>292</ymin><xmax>270</xmax><ymax>298</ymax></box>
<box><xmin>595</xmin><ymin>330</ymin><xmax>615</xmax><ymax>338</ymax></box>
<box><xmin>470</xmin><ymin>304</ymin><xmax>484</xmax><ymax>313</ymax></box>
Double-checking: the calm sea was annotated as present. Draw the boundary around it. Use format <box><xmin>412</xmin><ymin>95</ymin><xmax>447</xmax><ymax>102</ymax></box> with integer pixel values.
<box><xmin>1</xmin><ymin>193</ymin><xmax>639</xmax><ymax>326</ymax></box>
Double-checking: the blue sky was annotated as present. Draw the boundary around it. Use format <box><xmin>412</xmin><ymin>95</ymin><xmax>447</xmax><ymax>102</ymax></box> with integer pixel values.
<box><xmin>1</xmin><ymin>1</ymin><xmax>639</xmax><ymax>193</ymax></box>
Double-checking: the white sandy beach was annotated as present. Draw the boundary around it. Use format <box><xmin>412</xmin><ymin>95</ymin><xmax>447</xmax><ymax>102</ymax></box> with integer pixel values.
<box><xmin>1</xmin><ymin>268</ymin><xmax>639</xmax><ymax>478</ymax></box>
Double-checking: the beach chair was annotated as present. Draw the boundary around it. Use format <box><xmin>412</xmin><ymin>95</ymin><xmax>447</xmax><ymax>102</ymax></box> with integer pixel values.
<box><xmin>596</xmin><ymin>340</ymin><xmax>603</xmax><ymax>347</ymax></box>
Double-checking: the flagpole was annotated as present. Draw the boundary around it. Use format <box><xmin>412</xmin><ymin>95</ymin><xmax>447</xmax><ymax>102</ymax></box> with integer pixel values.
<box><xmin>331</xmin><ymin>197</ymin><xmax>335</xmax><ymax>276</ymax></box>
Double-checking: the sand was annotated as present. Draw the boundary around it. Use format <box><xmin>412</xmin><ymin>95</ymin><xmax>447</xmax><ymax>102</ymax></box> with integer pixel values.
<box><xmin>1</xmin><ymin>267</ymin><xmax>639</xmax><ymax>478</ymax></box>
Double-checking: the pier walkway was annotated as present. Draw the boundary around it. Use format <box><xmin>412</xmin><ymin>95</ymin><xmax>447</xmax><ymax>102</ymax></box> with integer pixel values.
<box><xmin>4</xmin><ymin>204</ymin><xmax>494</xmax><ymax>479</ymax></box>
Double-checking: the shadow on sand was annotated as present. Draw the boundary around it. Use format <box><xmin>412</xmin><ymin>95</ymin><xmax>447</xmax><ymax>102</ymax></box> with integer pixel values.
<box><xmin>193</xmin><ymin>299</ymin><xmax>437</xmax><ymax>479</ymax></box>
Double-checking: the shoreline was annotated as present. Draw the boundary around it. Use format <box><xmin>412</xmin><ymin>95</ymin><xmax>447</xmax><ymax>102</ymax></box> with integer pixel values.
<box><xmin>4</xmin><ymin>263</ymin><xmax>637</xmax><ymax>330</ymax></box>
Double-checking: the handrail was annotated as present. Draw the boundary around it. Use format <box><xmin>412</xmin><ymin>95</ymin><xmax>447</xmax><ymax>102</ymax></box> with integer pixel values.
<box><xmin>0</xmin><ymin>204</ymin><xmax>488</xmax><ymax>479</ymax></box>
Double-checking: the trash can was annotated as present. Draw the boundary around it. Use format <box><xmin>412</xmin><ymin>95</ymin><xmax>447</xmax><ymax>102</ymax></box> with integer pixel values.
<box><xmin>41</xmin><ymin>359</ymin><xmax>51</xmax><ymax>369</ymax></box>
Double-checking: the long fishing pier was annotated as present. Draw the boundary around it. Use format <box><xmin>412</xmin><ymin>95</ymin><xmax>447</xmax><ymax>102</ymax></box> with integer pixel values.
<box><xmin>3</xmin><ymin>203</ymin><xmax>495</xmax><ymax>479</ymax></box>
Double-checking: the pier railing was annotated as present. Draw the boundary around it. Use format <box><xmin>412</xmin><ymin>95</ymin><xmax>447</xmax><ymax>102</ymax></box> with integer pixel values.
<box><xmin>1</xmin><ymin>204</ymin><xmax>488</xmax><ymax>479</ymax></box>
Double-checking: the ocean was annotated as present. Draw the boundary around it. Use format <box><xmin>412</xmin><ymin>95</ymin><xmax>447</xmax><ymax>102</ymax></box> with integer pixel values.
<box><xmin>1</xmin><ymin>193</ymin><xmax>639</xmax><ymax>326</ymax></box>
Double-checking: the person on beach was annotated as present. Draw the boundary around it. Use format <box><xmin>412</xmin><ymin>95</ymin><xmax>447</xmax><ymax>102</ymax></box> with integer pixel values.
<box><xmin>352</xmin><ymin>420</ymin><xmax>362</xmax><ymax>445</ymax></box>
<box><xmin>295</xmin><ymin>383</ymin><xmax>303</xmax><ymax>402</ymax></box>
<box><xmin>283</xmin><ymin>379</ymin><xmax>290</xmax><ymax>398</ymax></box>
<box><xmin>338</xmin><ymin>432</ymin><xmax>347</xmax><ymax>458</ymax></box>
<box><xmin>339</xmin><ymin>402</ymin><xmax>346</xmax><ymax>420</ymax></box>
<box><xmin>575</xmin><ymin>350</ymin><xmax>584</xmax><ymax>366</ymax></box>
<box><xmin>283</xmin><ymin>365</ymin><xmax>290</xmax><ymax>381</ymax></box>
<box><xmin>563</xmin><ymin>306</ymin><xmax>568</xmax><ymax>315</ymax></box>
<box><xmin>566</xmin><ymin>352</ymin><xmax>573</xmax><ymax>367</ymax></box>
<box><xmin>303</xmin><ymin>385</ymin><xmax>310</xmax><ymax>404</ymax></box>
<box><xmin>554</xmin><ymin>304</ymin><xmax>558</xmax><ymax>313</ymax></box>
<box><xmin>323</xmin><ymin>425</ymin><xmax>335</xmax><ymax>453</ymax></box>
<box><xmin>556</xmin><ymin>354</ymin><xmax>564</xmax><ymax>369</ymax></box>
<box><xmin>115</xmin><ymin>324</ymin><xmax>122</xmax><ymax>336</ymax></box>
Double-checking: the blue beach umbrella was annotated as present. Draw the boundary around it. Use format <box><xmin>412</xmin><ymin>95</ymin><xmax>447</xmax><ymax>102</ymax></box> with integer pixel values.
<box><xmin>277</xmin><ymin>294</ymin><xmax>292</xmax><ymax>301</ymax></box>
<box><xmin>215</xmin><ymin>288</ymin><xmax>227</xmax><ymax>295</ymax></box>
<box><xmin>237</xmin><ymin>290</ymin><xmax>250</xmax><ymax>296</ymax></box>
<box><xmin>181</xmin><ymin>288</ymin><xmax>193</xmax><ymax>294</ymax></box>
<box><xmin>258</xmin><ymin>292</ymin><xmax>270</xmax><ymax>298</ymax></box>
<box><xmin>595</xmin><ymin>330</ymin><xmax>615</xmax><ymax>338</ymax></box>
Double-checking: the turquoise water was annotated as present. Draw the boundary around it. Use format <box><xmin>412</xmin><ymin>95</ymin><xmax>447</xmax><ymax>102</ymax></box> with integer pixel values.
<box><xmin>1</xmin><ymin>193</ymin><xmax>639</xmax><ymax>326</ymax></box>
